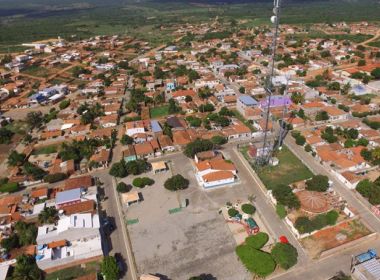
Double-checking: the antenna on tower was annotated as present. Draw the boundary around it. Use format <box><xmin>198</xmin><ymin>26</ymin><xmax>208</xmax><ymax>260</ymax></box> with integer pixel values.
<box><xmin>255</xmin><ymin>0</ymin><xmax>282</xmax><ymax>167</ymax></box>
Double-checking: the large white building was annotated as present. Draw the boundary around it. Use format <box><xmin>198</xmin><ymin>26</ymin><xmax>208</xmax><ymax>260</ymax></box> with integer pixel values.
<box><xmin>36</xmin><ymin>213</ymin><xmax>103</xmax><ymax>271</ymax></box>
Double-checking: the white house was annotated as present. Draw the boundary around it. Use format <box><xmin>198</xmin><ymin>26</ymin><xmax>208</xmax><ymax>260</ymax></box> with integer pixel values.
<box><xmin>35</xmin><ymin>213</ymin><xmax>103</xmax><ymax>271</ymax></box>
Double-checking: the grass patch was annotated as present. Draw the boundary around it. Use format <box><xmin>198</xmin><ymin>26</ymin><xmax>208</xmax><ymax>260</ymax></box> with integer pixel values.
<box><xmin>368</xmin><ymin>41</ymin><xmax>380</xmax><ymax>48</ymax></box>
<box><xmin>150</xmin><ymin>105</ymin><xmax>169</xmax><ymax>118</ymax></box>
<box><xmin>246</xmin><ymin>145</ymin><xmax>312</xmax><ymax>189</ymax></box>
<box><xmin>21</xmin><ymin>65</ymin><xmax>50</xmax><ymax>78</ymax></box>
<box><xmin>232</xmin><ymin>109</ymin><xmax>256</xmax><ymax>132</ymax></box>
<box><xmin>45</xmin><ymin>261</ymin><xmax>100</xmax><ymax>280</ymax></box>
<box><xmin>5</xmin><ymin>121</ymin><xmax>28</xmax><ymax>136</ymax></box>
<box><xmin>32</xmin><ymin>145</ymin><xmax>58</xmax><ymax>155</ymax></box>
<box><xmin>0</xmin><ymin>182</ymin><xmax>19</xmax><ymax>193</ymax></box>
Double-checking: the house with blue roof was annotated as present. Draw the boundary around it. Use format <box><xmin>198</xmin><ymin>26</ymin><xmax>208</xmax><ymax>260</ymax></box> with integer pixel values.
<box><xmin>151</xmin><ymin>120</ymin><xmax>162</xmax><ymax>134</ymax></box>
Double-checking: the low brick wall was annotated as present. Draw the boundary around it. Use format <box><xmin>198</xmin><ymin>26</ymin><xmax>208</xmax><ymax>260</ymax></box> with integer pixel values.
<box><xmin>43</xmin><ymin>255</ymin><xmax>103</xmax><ymax>274</ymax></box>
<box><xmin>320</xmin><ymin>232</ymin><xmax>378</xmax><ymax>259</ymax></box>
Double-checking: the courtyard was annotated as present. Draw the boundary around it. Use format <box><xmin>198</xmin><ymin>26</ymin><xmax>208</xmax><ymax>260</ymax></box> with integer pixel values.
<box><xmin>122</xmin><ymin>153</ymin><xmax>253</xmax><ymax>280</ymax></box>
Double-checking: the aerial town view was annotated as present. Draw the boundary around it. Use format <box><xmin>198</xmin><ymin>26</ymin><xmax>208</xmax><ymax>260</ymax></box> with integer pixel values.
<box><xmin>1</xmin><ymin>0</ymin><xmax>380</xmax><ymax>279</ymax></box>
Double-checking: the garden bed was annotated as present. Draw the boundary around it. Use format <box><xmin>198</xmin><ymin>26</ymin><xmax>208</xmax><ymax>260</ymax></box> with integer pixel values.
<box><xmin>300</xmin><ymin>219</ymin><xmax>372</xmax><ymax>258</ymax></box>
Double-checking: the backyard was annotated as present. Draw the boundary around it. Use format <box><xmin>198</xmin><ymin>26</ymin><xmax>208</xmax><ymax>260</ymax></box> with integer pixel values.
<box><xmin>150</xmin><ymin>105</ymin><xmax>169</xmax><ymax>119</ymax></box>
<box><xmin>32</xmin><ymin>145</ymin><xmax>58</xmax><ymax>155</ymax></box>
<box><xmin>45</xmin><ymin>260</ymin><xmax>100</xmax><ymax>280</ymax></box>
<box><xmin>301</xmin><ymin>219</ymin><xmax>372</xmax><ymax>258</ymax></box>
<box><xmin>241</xmin><ymin>145</ymin><xmax>313</xmax><ymax>189</ymax></box>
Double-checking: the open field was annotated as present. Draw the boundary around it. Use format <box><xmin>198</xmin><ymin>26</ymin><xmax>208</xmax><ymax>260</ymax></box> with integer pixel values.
<box><xmin>241</xmin><ymin>145</ymin><xmax>313</xmax><ymax>189</ymax></box>
<box><xmin>150</xmin><ymin>105</ymin><xmax>169</xmax><ymax>119</ymax></box>
<box><xmin>0</xmin><ymin>0</ymin><xmax>380</xmax><ymax>51</ymax></box>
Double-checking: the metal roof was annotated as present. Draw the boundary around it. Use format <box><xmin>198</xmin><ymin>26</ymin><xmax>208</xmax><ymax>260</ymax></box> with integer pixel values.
<box><xmin>150</xmin><ymin>120</ymin><xmax>162</xmax><ymax>133</ymax></box>
<box><xmin>359</xmin><ymin>258</ymin><xmax>380</xmax><ymax>279</ymax></box>
<box><xmin>238</xmin><ymin>95</ymin><xmax>258</xmax><ymax>106</ymax></box>
<box><xmin>56</xmin><ymin>188</ymin><xmax>81</xmax><ymax>205</ymax></box>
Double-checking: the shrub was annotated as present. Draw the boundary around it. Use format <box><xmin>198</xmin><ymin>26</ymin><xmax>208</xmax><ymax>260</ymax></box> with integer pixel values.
<box><xmin>326</xmin><ymin>210</ymin><xmax>339</xmax><ymax>225</ymax></box>
<box><xmin>228</xmin><ymin>208</ymin><xmax>239</xmax><ymax>217</ymax></box>
<box><xmin>132</xmin><ymin>177</ymin><xmax>154</xmax><ymax>188</ymax></box>
<box><xmin>164</xmin><ymin>174</ymin><xmax>189</xmax><ymax>191</ymax></box>
<box><xmin>356</xmin><ymin>179</ymin><xmax>373</xmax><ymax>198</ymax></box>
<box><xmin>116</xmin><ymin>182</ymin><xmax>130</xmax><ymax>193</ymax></box>
<box><xmin>271</xmin><ymin>243</ymin><xmax>298</xmax><ymax>270</ymax></box>
<box><xmin>295</xmin><ymin>135</ymin><xmax>306</xmax><ymax>146</ymax></box>
<box><xmin>245</xmin><ymin>232</ymin><xmax>269</xmax><ymax>249</ymax></box>
<box><xmin>295</xmin><ymin>210</ymin><xmax>339</xmax><ymax>234</ymax></box>
<box><xmin>0</xmin><ymin>182</ymin><xmax>19</xmax><ymax>193</ymax></box>
<box><xmin>276</xmin><ymin>204</ymin><xmax>287</xmax><ymax>219</ymax></box>
<box><xmin>304</xmin><ymin>144</ymin><xmax>312</xmax><ymax>152</ymax></box>
<box><xmin>236</xmin><ymin>245</ymin><xmax>276</xmax><ymax>277</ymax></box>
<box><xmin>306</xmin><ymin>175</ymin><xmax>329</xmax><ymax>192</ymax></box>
<box><xmin>241</xmin><ymin>203</ymin><xmax>256</xmax><ymax>215</ymax></box>
<box><xmin>44</xmin><ymin>173</ymin><xmax>67</xmax><ymax>183</ymax></box>
<box><xmin>59</xmin><ymin>100</ymin><xmax>70</xmax><ymax>110</ymax></box>
<box><xmin>294</xmin><ymin>216</ymin><xmax>315</xmax><ymax>234</ymax></box>
<box><xmin>183</xmin><ymin>139</ymin><xmax>213</xmax><ymax>158</ymax></box>
<box><xmin>272</xmin><ymin>185</ymin><xmax>300</xmax><ymax>210</ymax></box>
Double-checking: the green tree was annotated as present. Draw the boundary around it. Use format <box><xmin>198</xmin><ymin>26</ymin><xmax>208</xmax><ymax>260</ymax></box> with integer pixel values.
<box><xmin>8</xmin><ymin>151</ymin><xmax>26</xmax><ymax>166</ymax></box>
<box><xmin>164</xmin><ymin>174</ymin><xmax>189</xmax><ymax>191</ymax></box>
<box><xmin>371</xmin><ymin>68</ymin><xmax>380</xmax><ymax>79</ymax></box>
<box><xmin>228</xmin><ymin>208</ymin><xmax>239</xmax><ymax>217</ymax></box>
<box><xmin>38</xmin><ymin>207</ymin><xmax>58</xmax><ymax>224</ymax></box>
<box><xmin>26</xmin><ymin>111</ymin><xmax>43</xmax><ymax>129</ymax></box>
<box><xmin>356</xmin><ymin>179</ymin><xmax>373</xmax><ymax>198</ymax></box>
<box><xmin>291</xmin><ymin>92</ymin><xmax>305</xmax><ymax>104</ymax></box>
<box><xmin>23</xmin><ymin>162</ymin><xmax>46</xmax><ymax>180</ymax></box>
<box><xmin>211</xmin><ymin>135</ymin><xmax>227</xmax><ymax>145</ymax></box>
<box><xmin>168</xmin><ymin>98</ymin><xmax>180</xmax><ymax>114</ymax></box>
<box><xmin>272</xmin><ymin>185</ymin><xmax>300</xmax><ymax>210</ymax></box>
<box><xmin>1</xmin><ymin>233</ymin><xmax>19</xmax><ymax>252</ymax></box>
<box><xmin>125</xmin><ymin>160</ymin><xmax>149</xmax><ymax>175</ymax></box>
<box><xmin>101</xmin><ymin>256</ymin><xmax>119</xmax><ymax>280</ymax></box>
<box><xmin>14</xmin><ymin>221</ymin><xmax>37</xmax><ymax>246</ymax></box>
<box><xmin>235</xmin><ymin>245</ymin><xmax>276</xmax><ymax>277</ymax></box>
<box><xmin>109</xmin><ymin>161</ymin><xmax>128</xmax><ymax>178</ymax></box>
<box><xmin>184</xmin><ymin>139</ymin><xmax>213</xmax><ymax>158</ymax></box>
<box><xmin>120</xmin><ymin>135</ymin><xmax>134</xmax><ymax>145</ymax></box>
<box><xmin>132</xmin><ymin>177</ymin><xmax>154</xmax><ymax>188</ymax></box>
<box><xmin>245</xmin><ymin>232</ymin><xmax>269</xmax><ymax>249</ymax></box>
<box><xmin>241</xmin><ymin>203</ymin><xmax>256</xmax><ymax>215</ymax></box>
<box><xmin>117</xmin><ymin>182</ymin><xmax>130</xmax><ymax>193</ymax></box>
<box><xmin>305</xmin><ymin>175</ymin><xmax>329</xmax><ymax>192</ymax></box>
<box><xmin>59</xmin><ymin>99</ymin><xmax>71</xmax><ymax>110</ymax></box>
<box><xmin>316</xmin><ymin>111</ymin><xmax>329</xmax><ymax>121</ymax></box>
<box><xmin>271</xmin><ymin>243</ymin><xmax>298</xmax><ymax>270</ymax></box>
<box><xmin>44</xmin><ymin>173</ymin><xmax>67</xmax><ymax>183</ymax></box>
<box><xmin>0</xmin><ymin>127</ymin><xmax>14</xmax><ymax>144</ymax></box>
<box><xmin>13</xmin><ymin>254</ymin><xmax>42</xmax><ymax>280</ymax></box>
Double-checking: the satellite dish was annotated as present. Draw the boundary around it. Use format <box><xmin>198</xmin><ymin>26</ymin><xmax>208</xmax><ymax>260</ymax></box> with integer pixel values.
<box><xmin>271</xmin><ymin>16</ymin><xmax>277</xmax><ymax>24</ymax></box>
